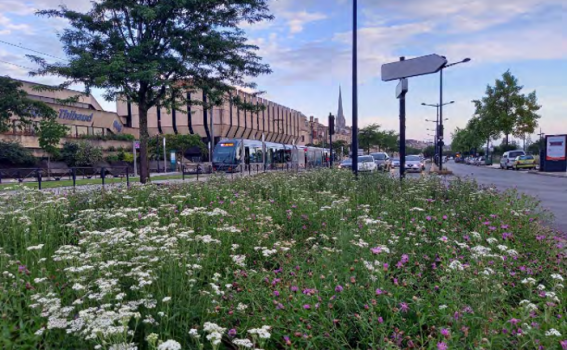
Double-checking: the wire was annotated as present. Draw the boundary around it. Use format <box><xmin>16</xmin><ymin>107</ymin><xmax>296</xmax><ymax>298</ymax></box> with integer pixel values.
<box><xmin>0</xmin><ymin>59</ymin><xmax>36</xmax><ymax>71</ymax></box>
<box><xmin>0</xmin><ymin>39</ymin><xmax>67</xmax><ymax>61</ymax></box>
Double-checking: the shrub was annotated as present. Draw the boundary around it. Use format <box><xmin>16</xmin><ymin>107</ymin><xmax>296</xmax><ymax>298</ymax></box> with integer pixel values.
<box><xmin>0</xmin><ymin>140</ymin><xmax>36</xmax><ymax>165</ymax></box>
<box><xmin>61</xmin><ymin>141</ymin><xmax>103</xmax><ymax>167</ymax></box>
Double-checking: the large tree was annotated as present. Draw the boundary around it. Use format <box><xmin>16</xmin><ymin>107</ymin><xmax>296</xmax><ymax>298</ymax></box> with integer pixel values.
<box><xmin>482</xmin><ymin>71</ymin><xmax>541</xmax><ymax>146</ymax></box>
<box><xmin>31</xmin><ymin>0</ymin><xmax>273</xmax><ymax>183</ymax></box>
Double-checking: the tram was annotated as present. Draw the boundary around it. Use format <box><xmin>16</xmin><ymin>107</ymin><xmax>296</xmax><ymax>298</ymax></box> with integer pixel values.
<box><xmin>212</xmin><ymin>139</ymin><xmax>330</xmax><ymax>172</ymax></box>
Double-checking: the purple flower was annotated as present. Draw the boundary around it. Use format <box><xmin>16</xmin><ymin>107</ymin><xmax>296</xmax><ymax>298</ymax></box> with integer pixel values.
<box><xmin>426</xmin><ymin>216</ymin><xmax>432</xmax><ymax>221</ymax></box>
<box><xmin>437</xmin><ymin>342</ymin><xmax>448</xmax><ymax>350</ymax></box>
<box><xmin>441</xmin><ymin>328</ymin><xmax>450</xmax><ymax>337</ymax></box>
<box><xmin>335</xmin><ymin>285</ymin><xmax>344</xmax><ymax>293</ymax></box>
<box><xmin>228</xmin><ymin>328</ymin><xmax>237</xmax><ymax>337</ymax></box>
<box><xmin>560</xmin><ymin>340</ymin><xmax>567</xmax><ymax>350</ymax></box>
<box><xmin>378</xmin><ymin>316</ymin><xmax>384</xmax><ymax>323</ymax></box>
<box><xmin>376</xmin><ymin>289</ymin><xmax>384</xmax><ymax>295</ymax></box>
<box><xmin>18</xmin><ymin>265</ymin><xmax>27</xmax><ymax>273</ymax></box>
<box><xmin>509</xmin><ymin>318</ymin><xmax>521</xmax><ymax>326</ymax></box>
<box><xmin>303</xmin><ymin>304</ymin><xmax>310</xmax><ymax>309</ymax></box>
<box><xmin>276</xmin><ymin>303</ymin><xmax>284</xmax><ymax>310</ymax></box>
<box><xmin>443</xmin><ymin>215</ymin><xmax>448</xmax><ymax>220</ymax></box>
<box><xmin>401</xmin><ymin>254</ymin><xmax>409</xmax><ymax>263</ymax></box>
<box><xmin>273</xmin><ymin>290</ymin><xmax>280</xmax><ymax>297</ymax></box>
<box><xmin>370</xmin><ymin>247</ymin><xmax>382</xmax><ymax>254</ymax></box>
<box><xmin>399</xmin><ymin>302</ymin><xmax>409</xmax><ymax>313</ymax></box>
<box><xmin>290</xmin><ymin>285</ymin><xmax>298</xmax><ymax>292</ymax></box>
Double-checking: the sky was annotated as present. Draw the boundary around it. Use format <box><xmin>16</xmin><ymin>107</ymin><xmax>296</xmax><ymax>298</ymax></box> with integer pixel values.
<box><xmin>1</xmin><ymin>0</ymin><xmax>566</xmax><ymax>143</ymax></box>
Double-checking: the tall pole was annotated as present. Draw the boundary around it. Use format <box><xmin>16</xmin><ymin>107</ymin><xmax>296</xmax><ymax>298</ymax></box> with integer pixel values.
<box><xmin>351</xmin><ymin>0</ymin><xmax>358</xmax><ymax>177</ymax></box>
<box><xmin>435</xmin><ymin>105</ymin><xmax>440</xmax><ymax>165</ymax></box>
<box><xmin>399</xmin><ymin>59</ymin><xmax>407</xmax><ymax>180</ymax></box>
<box><xmin>163</xmin><ymin>136</ymin><xmax>167</xmax><ymax>173</ymax></box>
<box><xmin>438</xmin><ymin>68</ymin><xmax>444</xmax><ymax>171</ymax></box>
<box><xmin>133</xmin><ymin>141</ymin><xmax>138</xmax><ymax>177</ymax></box>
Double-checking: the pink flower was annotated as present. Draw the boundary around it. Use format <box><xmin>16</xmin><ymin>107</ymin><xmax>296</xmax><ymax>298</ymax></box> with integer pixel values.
<box><xmin>371</xmin><ymin>247</ymin><xmax>382</xmax><ymax>254</ymax></box>
<box><xmin>437</xmin><ymin>342</ymin><xmax>448</xmax><ymax>350</ymax></box>
<box><xmin>509</xmin><ymin>318</ymin><xmax>521</xmax><ymax>326</ymax></box>
<box><xmin>441</xmin><ymin>328</ymin><xmax>450</xmax><ymax>338</ymax></box>
<box><xmin>273</xmin><ymin>290</ymin><xmax>280</xmax><ymax>297</ymax></box>
<box><xmin>376</xmin><ymin>289</ymin><xmax>384</xmax><ymax>295</ymax></box>
<box><xmin>303</xmin><ymin>304</ymin><xmax>310</xmax><ymax>309</ymax></box>
<box><xmin>560</xmin><ymin>340</ymin><xmax>567</xmax><ymax>349</ymax></box>
<box><xmin>378</xmin><ymin>316</ymin><xmax>384</xmax><ymax>323</ymax></box>
<box><xmin>399</xmin><ymin>302</ymin><xmax>409</xmax><ymax>313</ymax></box>
<box><xmin>335</xmin><ymin>285</ymin><xmax>344</xmax><ymax>293</ymax></box>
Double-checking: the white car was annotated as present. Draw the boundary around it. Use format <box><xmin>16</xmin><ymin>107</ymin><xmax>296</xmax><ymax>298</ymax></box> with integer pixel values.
<box><xmin>405</xmin><ymin>155</ymin><xmax>425</xmax><ymax>172</ymax></box>
<box><xmin>500</xmin><ymin>150</ymin><xmax>526</xmax><ymax>169</ymax></box>
<box><xmin>358</xmin><ymin>155</ymin><xmax>378</xmax><ymax>172</ymax></box>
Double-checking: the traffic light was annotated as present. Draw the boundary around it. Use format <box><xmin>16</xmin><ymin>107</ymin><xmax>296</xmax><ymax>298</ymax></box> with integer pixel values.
<box><xmin>329</xmin><ymin>114</ymin><xmax>335</xmax><ymax>135</ymax></box>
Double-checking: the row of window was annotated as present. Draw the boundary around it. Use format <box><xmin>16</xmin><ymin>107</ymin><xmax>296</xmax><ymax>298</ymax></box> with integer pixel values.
<box><xmin>5</xmin><ymin>120</ymin><xmax>107</xmax><ymax>137</ymax></box>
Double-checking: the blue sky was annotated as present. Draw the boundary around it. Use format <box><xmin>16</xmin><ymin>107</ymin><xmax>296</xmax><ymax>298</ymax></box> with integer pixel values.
<box><xmin>1</xmin><ymin>0</ymin><xmax>566</xmax><ymax>143</ymax></box>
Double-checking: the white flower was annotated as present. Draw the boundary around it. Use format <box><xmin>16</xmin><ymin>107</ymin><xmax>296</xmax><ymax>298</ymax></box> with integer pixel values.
<box><xmin>189</xmin><ymin>328</ymin><xmax>200</xmax><ymax>339</ymax></box>
<box><xmin>486</xmin><ymin>238</ymin><xmax>498</xmax><ymax>245</ymax></box>
<box><xmin>551</xmin><ymin>273</ymin><xmax>564</xmax><ymax>282</ymax></box>
<box><xmin>162</xmin><ymin>297</ymin><xmax>172</xmax><ymax>303</ymax></box>
<box><xmin>497</xmin><ymin>245</ymin><xmax>508</xmax><ymax>252</ymax></box>
<box><xmin>470</xmin><ymin>232</ymin><xmax>481</xmax><ymax>240</ymax></box>
<box><xmin>521</xmin><ymin>278</ymin><xmax>536</xmax><ymax>285</ymax></box>
<box><xmin>545</xmin><ymin>328</ymin><xmax>561</xmax><ymax>337</ymax></box>
<box><xmin>233</xmin><ymin>338</ymin><xmax>254</xmax><ymax>348</ymax></box>
<box><xmin>27</xmin><ymin>244</ymin><xmax>45</xmax><ymax>251</ymax></box>
<box><xmin>537</xmin><ymin>284</ymin><xmax>546</xmax><ymax>291</ymax></box>
<box><xmin>157</xmin><ymin>340</ymin><xmax>181</xmax><ymax>350</ymax></box>
<box><xmin>439</xmin><ymin>305</ymin><xmax>448</xmax><ymax>310</ymax></box>
<box><xmin>237</xmin><ymin>303</ymin><xmax>248</xmax><ymax>312</ymax></box>
<box><xmin>448</xmin><ymin>260</ymin><xmax>464</xmax><ymax>271</ymax></box>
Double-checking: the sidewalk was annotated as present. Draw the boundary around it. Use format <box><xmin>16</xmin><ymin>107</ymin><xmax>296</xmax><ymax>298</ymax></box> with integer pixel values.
<box><xmin>528</xmin><ymin>170</ymin><xmax>567</xmax><ymax>178</ymax></box>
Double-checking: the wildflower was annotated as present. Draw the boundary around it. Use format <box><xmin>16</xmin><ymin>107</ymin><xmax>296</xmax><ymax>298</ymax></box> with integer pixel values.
<box><xmin>335</xmin><ymin>285</ymin><xmax>344</xmax><ymax>293</ymax></box>
<box><xmin>441</xmin><ymin>328</ymin><xmax>450</xmax><ymax>338</ymax></box>
<box><xmin>376</xmin><ymin>289</ymin><xmax>384</xmax><ymax>295</ymax></box>
<box><xmin>437</xmin><ymin>342</ymin><xmax>448</xmax><ymax>350</ymax></box>
<box><xmin>378</xmin><ymin>316</ymin><xmax>384</xmax><ymax>323</ymax></box>
<box><xmin>560</xmin><ymin>340</ymin><xmax>567</xmax><ymax>349</ymax></box>
<box><xmin>551</xmin><ymin>274</ymin><xmax>564</xmax><ymax>282</ymax></box>
<box><xmin>303</xmin><ymin>304</ymin><xmax>310</xmax><ymax>309</ymax></box>
<box><xmin>162</xmin><ymin>297</ymin><xmax>172</xmax><ymax>303</ymax></box>
<box><xmin>189</xmin><ymin>329</ymin><xmax>200</xmax><ymax>339</ymax></box>
<box><xmin>157</xmin><ymin>340</ymin><xmax>182</xmax><ymax>350</ymax></box>
<box><xmin>26</xmin><ymin>244</ymin><xmax>45</xmax><ymax>251</ymax></box>
<box><xmin>439</xmin><ymin>236</ymin><xmax>448</xmax><ymax>242</ymax></box>
<box><xmin>399</xmin><ymin>303</ymin><xmax>409</xmax><ymax>313</ymax></box>
<box><xmin>509</xmin><ymin>318</ymin><xmax>521</xmax><ymax>326</ymax></box>
<box><xmin>545</xmin><ymin>329</ymin><xmax>562</xmax><ymax>337</ymax></box>
<box><xmin>233</xmin><ymin>339</ymin><xmax>254</xmax><ymax>348</ymax></box>
<box><xmin>273</xmin><ymin>291</ymin><xmax>280</xmax><ymax>297</ymax></box>
<box><xmin>439</xmin><ymin>305</ymin><xmax>448</xmax><ymax>310</ymax></box>
<box><xmin>237</xmin><ymin>303</ymin><xmax>248</xmax><ymax>312</ymax></box>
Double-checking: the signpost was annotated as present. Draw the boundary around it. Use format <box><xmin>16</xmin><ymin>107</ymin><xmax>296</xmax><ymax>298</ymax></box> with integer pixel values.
<box><xmin>382</xmin><ymin>54</ymin><xmax>447</xmax><ymax>82</ymax></box>
<box><xmin>133</xmin><ymin>141</ymin><xmax>140</xmax><ymax>177</ymax></box>
<box><xmin>382</xmin><ymin>54</ymin><xmax>449</xmax><ymax>179</ymax></box>
<box><xmin>543</xmin><ymin>135</ymin><xmax>567</xmax><ymax>172</ymax></box>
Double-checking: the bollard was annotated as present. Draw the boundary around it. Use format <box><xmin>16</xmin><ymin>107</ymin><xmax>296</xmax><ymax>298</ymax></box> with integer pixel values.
<box><xmin>126</xmin><ymin>167</ymin><xmax>130</xmax><ymax>188</ymax></box>
<box><xmin>249</xmin><ymin>164</ymin><xmax>251</xmax><ymax>175</ymax></box>
<box><xmin>256</xmin><ymin>164</ymin><xmax>259</xmax><ymax>173</ymax></box>
<box><xmin>197</xmin><ymin>166</ymin><xmax>200</xmax><ymax>181</ymax></box>
<box><xmin>18</xmin><ymin>171</ymin><xmax>22</xmax><ymax>183</ymax></box>
<box><xmin>72</xmin><ymin>168</ymin><xmax>77</xmax><ymax>190</ymax></box>
<box><xmin>37</xmin><ymin>169</ymin><xmax>42</xmax><ymax>190</ymax></box>
<box><xmin>101</xmin><ymin>167</ymin><xmax>106</xmax><ymax>187</ymax></box>
<box><xmin>182</xmin><ymin>166</ymin><xmax>185</xmax><ymax>181</ymax></box>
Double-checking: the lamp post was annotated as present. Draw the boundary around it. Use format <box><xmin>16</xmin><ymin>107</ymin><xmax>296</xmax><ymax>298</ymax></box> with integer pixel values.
<box><xmin>351</xmin><ymin>0</ymin><xmax>359</xmax><ymax>177</ymax></box>
<box><xmin>438</xmin><ymin>57</ymin><xmax>471</xmax><ymax>171</ymax></box>
<box><xmin>422</xmin><ymin>101</ymin><xmax>454</xmax><ymax>165</ymax></box>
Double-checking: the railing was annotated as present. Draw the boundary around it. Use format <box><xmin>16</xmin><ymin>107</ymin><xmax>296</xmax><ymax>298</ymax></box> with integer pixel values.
<box><xmin>0</xmin><ymin>162</ymin><xmax>335</xmax><ymax>191</ymax></box>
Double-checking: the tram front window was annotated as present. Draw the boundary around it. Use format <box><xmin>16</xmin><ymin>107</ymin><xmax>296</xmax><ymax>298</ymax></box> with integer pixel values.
<box><xmin>213</xmin><ymin>144</ymin><xmax>236</xmax><ymax>164</ymax></box>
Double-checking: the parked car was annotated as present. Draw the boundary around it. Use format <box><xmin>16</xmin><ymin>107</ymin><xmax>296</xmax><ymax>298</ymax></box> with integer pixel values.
<box><xmin>370</xmin><ymin>152</ymin><xmax>391</xmax><ymax>171</ymax></box>
<box><xmin>500</xmin><ymin>150</ymin><xmax>526</xmax><ymax>169</ymax></box>
<box><xmin>358</xmin><ymin>155</ymin><xmax>378</xmax><ymax>172</ymax></box>
<box><xmin>338</xmin><ymin>158</ymin><xmax>352</xmax><ymax>170</ymax></box>
<box><xmin>513</xmin><ymin>155</ymin><xmax>536</xmax><ymax>170</ymax></box>
<box><xmin>391</xmin><ymin>158</ymin><xmax>400</xmax><ymax>168</ymax></box>
<box><xmin>474</xmin><ymin>156</ymin><xmax>485</xmax><ymax>166</ymax></box>
<box><xmin>405</xmin><ymin>155</ymin><xmax>425</xmax><ymax>173</ymax></box>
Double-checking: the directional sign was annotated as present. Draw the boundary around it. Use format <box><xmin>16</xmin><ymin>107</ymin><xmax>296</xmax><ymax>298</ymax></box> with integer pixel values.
<box><xmin>381</xmin><ymin>54</ymin><xmax>447</xmax><ymax>82</ymax></box>
<box><xmin>396</xmin><ymin>78</ymin><xmax>408</xmax><ymax>98</ymax></box>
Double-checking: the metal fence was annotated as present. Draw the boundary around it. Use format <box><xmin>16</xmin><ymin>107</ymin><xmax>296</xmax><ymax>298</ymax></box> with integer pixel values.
<box><xmin>0</xmin><ymin>162</ymin><xmax>334</xmax><ymax>191</ymax></box>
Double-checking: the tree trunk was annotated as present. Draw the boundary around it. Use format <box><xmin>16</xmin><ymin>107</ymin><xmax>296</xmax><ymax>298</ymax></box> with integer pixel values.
<box><xmin>505</xmin><ymin>133</ymin><xmax>509</xmax><ymax>146</ymax></box>
<box><xmin>138</xmin><ymin>102</ymin><xmax>150</xmax><ymax>184</ymax></box>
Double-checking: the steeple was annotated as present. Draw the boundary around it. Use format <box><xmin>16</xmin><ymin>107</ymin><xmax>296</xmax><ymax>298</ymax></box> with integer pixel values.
<box><xmin>336</xmin><ymin>86</ymin><xmax>346</xmax><ymax>132</ymax></box>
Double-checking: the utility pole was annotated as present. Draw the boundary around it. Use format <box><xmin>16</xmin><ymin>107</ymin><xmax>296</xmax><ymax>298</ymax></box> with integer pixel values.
<box><xmin>351</xmin><ymin>0</ymin><xmax>359</xmax><ymax>177</ymax></box>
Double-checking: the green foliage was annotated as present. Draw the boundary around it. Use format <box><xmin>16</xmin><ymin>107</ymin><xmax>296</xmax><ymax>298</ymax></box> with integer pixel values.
<box><xmin>358</xmin><ymin>124</ymin><xmax>398</xmax><ymax>154</ymax></box>
<box><xmin>31</xmin><ymin>0</ymin><xmax>273</xmax><ymax>183</ymax></box>
<box><xmin>61</xmin><ymin>141</ymin><xmax>103</xmax><ymax>167</ymax></box>
<box><xmin>78</xmin><ymin>133</ymin><xmax>135</xmax><ymax>142</ymax></box>
<box><xmin>0</xmin><ymin>141</ymin><xmax>36</xmax><ymax>166</ymax></box>
<box><xmin>0</xmin><ymin>76</ymin><xmax>57</xmax><ymax>133</ymax></box>
<box><xmin>37</xmin><ymin>118</ymin><xmax>68</xmax><ymax>158</ymax></box>
<box><xmin>423</xmin><ymin>145</ymin><xmax>436</xmax><ymax>158</ymax></box>
<box><xmin>0</xmin><ymin>171</ymin><xmax>564</xmax><ymax>349</ymax></box>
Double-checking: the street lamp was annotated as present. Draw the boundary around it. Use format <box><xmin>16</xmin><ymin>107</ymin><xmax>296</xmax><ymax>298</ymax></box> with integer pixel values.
<box><xmin>438</xmin><ymin>57</ymin><xmax>471</xmax><ymax>171</ymax></box>
<box><xmin>422</xmin><ymin>101</ymin><xmax>454</xmax><ymax>165</ymax></box>
<box><xmin>351</xmin><ymin>0</ymin><xmax>359</xmax><ymax>177</ymax></box>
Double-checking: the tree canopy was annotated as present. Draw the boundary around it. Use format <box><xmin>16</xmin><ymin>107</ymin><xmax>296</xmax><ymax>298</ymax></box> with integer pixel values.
<box><xmin>31</xmin><ymin>0</ymin><xmax>273</xmax><ymax>183</ymax></box>
<box><xmin>358</xmin><ymin>124</ymin><xmax>398</xmax><ymax>154</ymax></box>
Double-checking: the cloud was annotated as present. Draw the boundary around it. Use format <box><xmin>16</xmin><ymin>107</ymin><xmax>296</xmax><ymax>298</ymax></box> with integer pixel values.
<box><xmin>0</xmin><ymin>13</ymin><xmax>33</xmax><ymax>35</ymax></box>
<box><xmin>283</xmin><ymin>11</ymin><xmax>327</xmax><ymax>34</ymax></box>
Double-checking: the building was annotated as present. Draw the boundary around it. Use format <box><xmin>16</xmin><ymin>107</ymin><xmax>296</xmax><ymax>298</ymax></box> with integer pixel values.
<box><xmin>336</xmin><ymin>86</ymin><xmax>346</xmax><ymax>134</ymax></box>
<box><xmin>1</xmin><ymin>79</ymin><xmax>344</xmax><ymax>157</ymax></box>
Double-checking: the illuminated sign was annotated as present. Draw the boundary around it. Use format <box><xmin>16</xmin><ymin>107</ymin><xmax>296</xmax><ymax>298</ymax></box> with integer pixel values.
<box><xmin>546</xmin><ymin>135</ymin><xmax>566</xmax><ymax>161</ymax></box>
<box><xmin>220</xmin><ymin>143</ymin><xmax>235</xmax><ymax>147</ymax></box>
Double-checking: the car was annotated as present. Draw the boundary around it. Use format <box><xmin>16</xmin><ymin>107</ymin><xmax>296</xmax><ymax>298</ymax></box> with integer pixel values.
<box><xmin>405</xmin><ymin>155</ymin><xmax>425</xmax><ymax>172</ymax></box>
<box><xmin>358</xmin><ymin>155</ymin><xmax>378</xmax><ymax>172</ymax></box>
<box><xmin>390</xmin><ymin>158</ymin><xmax>400</xmax><ymax>168</ymax></box>
<box><xmin>474</xmin><ymin>156</ymin><xmax>485</xmax><ymax>166</ymax></box>
<box><xmin>500</xmin><ymin>150</ymin><xmax>526</xmax><ymax>169</ymax></box>
<box><xmin>370</xmin><ymin>152</ymin><xmax>391</xmax><ymax>171</ymax></box>
<box><xmin>338</xmin><ymin>159</ymin><xmax>352</xmax><ymax>170</ymax></box>
<box><xmin>513</xmin><ymin>155</ymin><xmax>536</xmax><ymax>170</ymax></box>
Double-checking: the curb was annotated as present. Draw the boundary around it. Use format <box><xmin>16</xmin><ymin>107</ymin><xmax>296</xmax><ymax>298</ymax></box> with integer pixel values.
<box><xmin>527</xmin><ymin>171</ymin><xmax>567</xmax><ymax>179</ymax></box>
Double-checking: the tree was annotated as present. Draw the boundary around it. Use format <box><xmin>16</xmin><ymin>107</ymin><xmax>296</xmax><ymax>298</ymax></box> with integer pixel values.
<box><xmin>481</xmin><ymin>71</ymin><xmax>541</xmax><ymax>146</ymax></box>
<box><xmin>331</xmin><ymin>140</ymin><xmax>349</xmax><ymax>158</ymax></box>
<box><xmin>31</xmin><ymin>0</ymin><xmax>273</xmax><ymax>183</ymax></box>
<box><xmin>0</xmin><ymin>141</ymin><xmax>36</xmax><ymax>166</ymax></box>
<box><xmin>359</xmin><ymin>124</ymin><xmax>381</xmax><ymax>154</ymax></box>
<box><xmin>165</xmin><ymin>134</ymin><xmax>204</xmax><ymax>170</ymax></box>
<box><xmin>37</xmin><ymin>118</ymin><xmax>69</xmax><ymax>159</ymax></box>
<box><xmin>61</xmin><ymin>141</ymin><xmax>103</xmax><ymax>167</ymax></box>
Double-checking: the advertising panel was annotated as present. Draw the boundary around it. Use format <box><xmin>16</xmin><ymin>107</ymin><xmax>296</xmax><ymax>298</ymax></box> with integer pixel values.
<box><xmin>546</xmin><ymin>135</ymin><xmax>566</xmax><ymax>161</ymax></box>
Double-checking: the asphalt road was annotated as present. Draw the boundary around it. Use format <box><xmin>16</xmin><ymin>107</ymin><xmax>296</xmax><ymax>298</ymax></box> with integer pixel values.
<box><xmin>449</xmin><ymin>162</ymin><xmax>567</xmax><ymax>233</ymax></box>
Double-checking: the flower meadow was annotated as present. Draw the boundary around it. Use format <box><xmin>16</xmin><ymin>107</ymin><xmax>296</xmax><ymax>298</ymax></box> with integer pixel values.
<box><xmin>1</xmin><ymin>170</ymin><xmax>566</xmax><ymax>350</ymax></box>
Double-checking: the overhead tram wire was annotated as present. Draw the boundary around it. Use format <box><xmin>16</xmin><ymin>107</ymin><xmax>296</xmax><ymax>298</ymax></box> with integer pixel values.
<box><xmin>0</xmin><ymin>59</ymin><xmax>37</xmax><ymax>71</ymax></box>
<box><xmin>0</xmin><ymin>39</ymin><xmax>67</xmax><ymax>61</ymax></box>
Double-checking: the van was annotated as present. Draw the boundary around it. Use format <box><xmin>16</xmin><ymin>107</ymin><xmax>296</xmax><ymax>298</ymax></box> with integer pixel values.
<box><xmin>500</xmin><ymin>150</ymin><xmax>526</xmax><ymax>169</ymax></box>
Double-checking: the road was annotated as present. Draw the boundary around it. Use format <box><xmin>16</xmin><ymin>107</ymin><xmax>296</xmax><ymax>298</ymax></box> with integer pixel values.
<box><xmin>449</xmin><ymin>162</ymin><xmax>567</xmax><ymax>233</ymax></box>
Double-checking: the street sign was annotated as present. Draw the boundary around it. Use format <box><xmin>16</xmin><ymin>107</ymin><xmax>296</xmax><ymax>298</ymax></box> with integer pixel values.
<box><xmin>396</xmin><ymin>78</ymin><xmax>408</xmax><ymax>98</ymax></box>
<box><xmin>170</xmin><ymin>151</ymin><xmax>176</xmax><ymax>164</ymax></box>
<box><xmin>381</xmin><ymin>54</ymin><xmax>447</xmax><ymax>82</ymax></box>
<box><xmin>134</xmin><ymin>141</ymin><xmax>140</xmax><ymax>149</ymax></box>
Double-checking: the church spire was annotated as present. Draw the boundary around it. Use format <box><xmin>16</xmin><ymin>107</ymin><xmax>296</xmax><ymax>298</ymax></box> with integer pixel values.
<box><xmin>337</xmin><ymin>86</ymin><xmax>346</xmax><ymax>132</ymax></box>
